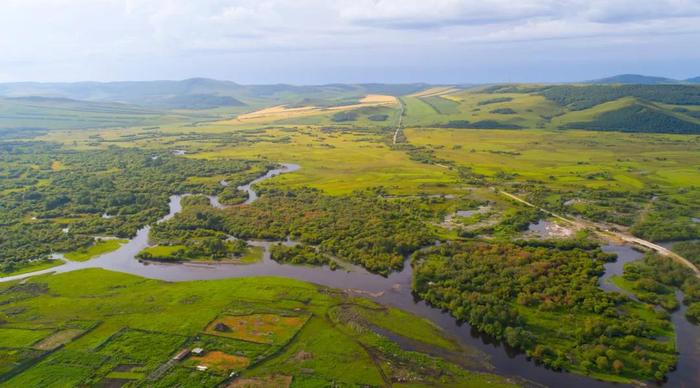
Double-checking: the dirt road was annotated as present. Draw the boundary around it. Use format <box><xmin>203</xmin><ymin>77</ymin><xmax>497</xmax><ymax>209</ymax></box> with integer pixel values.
<box><xmin>392</xmin><ymin>99</ymin><xmax>405</xmax><ymax>145</ymax></box>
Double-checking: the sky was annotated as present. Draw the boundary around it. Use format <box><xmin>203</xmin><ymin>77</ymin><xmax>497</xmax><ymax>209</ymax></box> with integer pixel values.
<box><xmin>1</xmin><ymin>0</ymin><xmax>700</xmax><ymax>84</ymax></box>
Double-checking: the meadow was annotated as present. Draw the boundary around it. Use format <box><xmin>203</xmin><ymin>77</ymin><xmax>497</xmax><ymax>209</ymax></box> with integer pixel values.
<box><xmin>0</xmin><ymin>269</ymin><xmax>515</xmax><ymax>387</ymax></box>
<box><xmin>404</xmin><ymin>127</ymin><xmax>700</xmax><ymax>191</ymax></box>
<box><xmin>193</xmin><ymin>127</ymin><xmax>458</xmax><ymax>195</ymax></box>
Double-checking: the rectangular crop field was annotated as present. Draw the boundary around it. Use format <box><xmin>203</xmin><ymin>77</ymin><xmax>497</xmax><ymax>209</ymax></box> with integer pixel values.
<box><xmin>204</xmin><ymin>314</ymin><xmax>307</xmax><ymax>344</ymax></box>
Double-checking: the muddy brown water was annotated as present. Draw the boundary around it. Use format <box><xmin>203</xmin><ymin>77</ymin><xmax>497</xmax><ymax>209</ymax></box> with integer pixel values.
<box><xmin>3</xmin><ymin>163</ymin><xmax>699</xmax><ymax>387</ymax></box>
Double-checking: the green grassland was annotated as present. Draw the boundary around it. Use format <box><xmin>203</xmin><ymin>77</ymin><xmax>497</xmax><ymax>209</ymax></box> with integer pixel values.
<box><xmin>399</xmin><ymin>85</ymin><xmax>700</xmax><ymax>134</ymax></box>
<box><xmin>402</xmin><ymin>92</ymin><xmax>562</xmax><ymax>129</ymax></box>
<box><xmin>236</xmin><ymin>246</ymin><xmax>264</xmax><ymax>264</ymax></box>
<box><xmin>0</xmin><ymin>97</ymin><xmax>203</xmax><ymax>135</ymax></box>
<box><xmin>137</xmin><ymin>244</ymin><xmax>262</xmax><ymax>264</ymax></box>
<box><xmin>193</xmin><ymin>127</ymin><xmax>458</xmax><ymax>195</ymax></box>
<box><xmin>404</xmin><ymin>128</ymin><xmax>700</xmax><ymax>191</ymax></box>
<box><xmin>64</xmin><ymin>239</ymin><xmax>128</xmax><ymax>262</ymax></box>
<box><xmin>137</xmin><ymin>245</ymin><xmax>188</xmax><ymax>261</ymax></box>
<box><xmin>0</xmin><ymin>269</ymin><xmax>515</xmax><ymax>387</ymax></box>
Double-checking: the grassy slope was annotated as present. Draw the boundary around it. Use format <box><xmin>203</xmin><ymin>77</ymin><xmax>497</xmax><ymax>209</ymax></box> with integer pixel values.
<box><xmin>550</xmin><ymin>97</ymin><xmax>638</xmax><ymax>128</ymax></box>
<box><xmin>0</xmin><ymin>98</ymin><xmax>198</xmax><ymax>131</ymax></box>
<box><xmin>0</xmin><ymin>269</ymin><xmax>515</xmax><ymax>387</ymax></box>
<box><xmin>402</xmin><ymin>92</ymin><xmax>561</xmax><ymax>128</ymax></box>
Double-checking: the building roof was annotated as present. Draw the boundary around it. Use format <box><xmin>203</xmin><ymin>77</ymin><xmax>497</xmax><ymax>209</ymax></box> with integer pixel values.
<box><xmin>172</xmin><ymin>348</ymin><xmax>190</xmax><ymax>360</ymax></box>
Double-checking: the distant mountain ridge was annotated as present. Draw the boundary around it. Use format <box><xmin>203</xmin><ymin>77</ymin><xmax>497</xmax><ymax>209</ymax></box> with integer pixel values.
<box><xmin>0</xmin><ymin>78</ymin><xmax>429</xmax><ymax>109</ymax></box>
<box><xmin>586</xmin><ymin>74</ymin><xmax>700</xmax><ymax>85</ymax></box>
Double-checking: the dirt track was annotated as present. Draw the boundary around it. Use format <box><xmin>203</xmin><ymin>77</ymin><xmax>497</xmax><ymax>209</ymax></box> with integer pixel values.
<box><xmin>392</xmin><ymin>99</ymin><xmax>405</xmax><ymax>145</ymax></box>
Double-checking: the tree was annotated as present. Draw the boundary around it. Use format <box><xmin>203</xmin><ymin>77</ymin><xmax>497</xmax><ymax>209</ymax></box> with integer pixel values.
<box><xmin>596</xmin><ymin>356</ymin><xmax>609</xmax><ymax>370</ymax></box>
<box><xmin>612</xmin><ymin>359</ymin><xmax>624</xmax><ymax>374</ymax></box>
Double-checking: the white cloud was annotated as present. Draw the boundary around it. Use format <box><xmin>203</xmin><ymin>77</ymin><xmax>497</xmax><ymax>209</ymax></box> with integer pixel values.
<box><xmin>580</xmin><ymin>0</ymin><xmax>700</xmax><ymax>23</ymax></box>
<box><xmin>339</xmin><ymin>0</ymin><xmax>561</xmax><ymax>28</ymax></box>
<box><xmin>0</xmin><ymin>0</ymin><xmax>699</xmax><ymax>82</ymax></box>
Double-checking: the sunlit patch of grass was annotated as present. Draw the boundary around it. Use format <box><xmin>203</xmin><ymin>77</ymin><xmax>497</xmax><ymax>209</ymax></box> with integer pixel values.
<box><xmin>64</xmin><ymin>239</ymin><xmax>128</xmax><ymax>262</ymax></box>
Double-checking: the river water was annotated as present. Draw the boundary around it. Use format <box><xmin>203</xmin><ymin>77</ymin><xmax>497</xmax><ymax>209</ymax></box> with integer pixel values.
<box><xmin>3</xmin><ymin>163</ymin><xmax>698</xmax><ymax>387</ymax></box>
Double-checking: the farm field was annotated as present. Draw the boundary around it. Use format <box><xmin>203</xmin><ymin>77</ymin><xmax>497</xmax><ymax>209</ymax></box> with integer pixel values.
<box><xmin>217</xmin><ymin>94</ymin><xmax>398</xmax><ymax>125</ymax></box>
<box><xmin>0</xmin><ymin>269</ymin><xmax>515</xmax><ymax>387</ymax></box>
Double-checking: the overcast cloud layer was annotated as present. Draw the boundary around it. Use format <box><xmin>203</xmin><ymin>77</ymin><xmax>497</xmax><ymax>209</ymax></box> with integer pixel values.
<box><xmin>1</xmin><ymin>0</ymin><xmax>699</xmax><ymax>83</ymax></box>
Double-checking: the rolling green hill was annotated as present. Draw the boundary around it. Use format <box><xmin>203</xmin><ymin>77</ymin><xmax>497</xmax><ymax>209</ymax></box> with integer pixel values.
<box><xmin>564</xmin><ymin>102</ymin><xmax>700</xmax><ymax>134</ymax></box>
<box><xmin>586</xmin><ymin>74</ymin><xmax>681</xmax><ymax>85</ymax></box>
<box><xmin>0</xmin><ymin>79</ymin><xmax>428</xmax><ymax>110</ymax></box>
<box><xmin>0</xmin><ymin>97</ymin><xmax>206</xmax><ymax>135</ymax></box>
<box><xmin>397</xmin><ymin>84</ymin><xmax>700</xmax><ymax>134</ymax></box>
<box><xmin>3</xmin><ymin>80</ymin><xmax>700</xmax><ymax>135</ymax></box>
<box><xmin>539</xmin><ymin>84</ymin><xmax>700</xmax><ymax>110</ymax></box>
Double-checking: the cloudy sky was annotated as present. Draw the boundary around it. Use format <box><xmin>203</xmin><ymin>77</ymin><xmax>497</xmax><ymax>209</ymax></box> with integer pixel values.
<box><xmin>1</xmin><ymin>0</ymin><xmax>700</xmax><ymax>84</ymax></box>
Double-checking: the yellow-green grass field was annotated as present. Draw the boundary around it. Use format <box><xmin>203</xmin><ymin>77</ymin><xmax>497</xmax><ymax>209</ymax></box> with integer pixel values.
<box><xmin>402</xmin><ymin>92</ymin><xmax>562</xmax><ymax>129</ymax></box>
<box><xmin>405</xmin><ymin>127</ymin><xmax>700</xmax><ymax>192</ymax></box>
<box><xmin>192</xmin><ymin>127</ymin><xmax>458</xmax><ymax>195</ymax></box>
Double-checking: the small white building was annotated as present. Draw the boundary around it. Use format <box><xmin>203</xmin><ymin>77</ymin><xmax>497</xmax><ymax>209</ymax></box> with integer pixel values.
<box><xmin>196</xmin><ymin>365</ymin><xmax>208</xmax><ymax>372</ymax></box>
<box><xmin>192</xmin><ymin>347</ymin><xmax>204</xmax><ymax>355</ymax></box>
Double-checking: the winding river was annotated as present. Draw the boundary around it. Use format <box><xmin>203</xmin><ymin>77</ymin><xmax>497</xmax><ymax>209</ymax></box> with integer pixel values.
<box><xmin>3</xmin><ymin>163</ymin><xmax>699</xmax><ymax>387</ymax></box>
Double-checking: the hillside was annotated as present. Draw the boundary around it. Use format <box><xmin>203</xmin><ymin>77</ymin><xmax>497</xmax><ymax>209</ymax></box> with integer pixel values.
<box><xmin>563</xmin><ymin>102</ymin><xmax>700</xmax><ymax>134</ymax></box>
<box><xmin>0</xmin><ymin>79</ymin><xmax>427</xmax><ymax>109</ymax></box>
<box><xmin>0</xmin><ymin>96</ymin><xmax>210</xmax><ymax>135</ymax></box>
<box><xmin>587</xmin><ymin>74</ymin><xmax>680</xmax><ymax>85</ymax></box>
<box><xmin>393</xmin><ymin>84</ymin><xmax>700</xmax><ymax>134</ymax></box>
<box><xmin>585</xmin><ymin>74</ymin><xmax>700</xmax><ymax>85</ymax></box>
<box><xmin>3</xmin><ymin>80</ymin><xmax>700</xmax><ymax>135</ymax></box>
